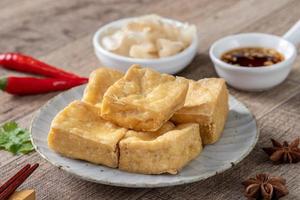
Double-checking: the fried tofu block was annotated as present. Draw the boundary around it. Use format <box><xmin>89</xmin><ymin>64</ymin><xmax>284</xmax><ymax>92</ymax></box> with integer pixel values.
<box><xmin>101</xmin><ymin>65</ymin><xmax>189</xmax><ymax>131</ymax></box>
<box><xmin>8</xmin><ymin>190</ymin><xmax>35</xmax><ymax>200</ymax></box>
<box><xmin>48</xmin><ymin>101</ymin><xmax>127</xmax><ymax>168</ymax></box>
<box><xmin>119</xmin><ymin>122</ymin><xmax>202</xmax><ymax>174</ymax></box>
<box><xmin>82</xmin><ymin>68</ymin><xmax>123</xmax><ymax>109</ymax></box>
<box><xmin>171</xmin><ymin>78</ymin><xmax>229</xmax><ymax>144</ymax></box>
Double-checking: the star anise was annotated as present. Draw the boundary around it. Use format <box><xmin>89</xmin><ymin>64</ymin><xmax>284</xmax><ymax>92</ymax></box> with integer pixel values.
<box><xmin>242</xmin><ymin>173</ymin><xmax>289</xmax><ymax>200</ymax></box>
<box><xmin>263</xmin><ymin>138</ymin><xmax>300</xmax><ymax>164</ymax></box>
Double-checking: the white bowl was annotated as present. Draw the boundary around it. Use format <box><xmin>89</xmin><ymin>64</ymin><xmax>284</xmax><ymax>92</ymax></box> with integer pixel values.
<box><xmin>209</xmin><ymin>33</ymin><xmax>297</xmax><ymax>91</ymax></box>
<box><xmin>93</xmin><ymin>17</ymin><xmax>198</xmax><ymax>74</ymax></box>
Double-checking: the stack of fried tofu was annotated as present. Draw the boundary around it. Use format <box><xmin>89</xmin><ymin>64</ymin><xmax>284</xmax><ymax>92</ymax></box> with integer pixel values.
<box><xmin>48</xmin><ymin>65</ymin><xmax>229</xmax><ymax>174</ymax></box>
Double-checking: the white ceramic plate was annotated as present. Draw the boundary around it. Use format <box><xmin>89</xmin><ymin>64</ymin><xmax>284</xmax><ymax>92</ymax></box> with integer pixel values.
<box><xmin>30</xmin><ymin>85</ymin><xmax>259</xmax><ymax>188</ymax></box>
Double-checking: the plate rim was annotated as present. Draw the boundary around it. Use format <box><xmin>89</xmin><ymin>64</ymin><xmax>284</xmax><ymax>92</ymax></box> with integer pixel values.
<box><xmin>30</xmin><ymin>85</ymin><xmax>259</xmax><ymax>188</ymax></box>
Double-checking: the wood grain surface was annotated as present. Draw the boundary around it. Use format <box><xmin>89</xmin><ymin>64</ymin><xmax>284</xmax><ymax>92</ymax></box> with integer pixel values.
<box><xmin>0</xmin><ymin>0</ymin><xmax>299</xmax><ymax>199</ymax></box>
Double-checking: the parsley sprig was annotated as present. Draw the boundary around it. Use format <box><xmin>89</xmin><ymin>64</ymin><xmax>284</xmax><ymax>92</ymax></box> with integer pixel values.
<box><xmin>0</xmin><ymin>122</ymin><xmax>34</xmax><ymax>155</ymax></box>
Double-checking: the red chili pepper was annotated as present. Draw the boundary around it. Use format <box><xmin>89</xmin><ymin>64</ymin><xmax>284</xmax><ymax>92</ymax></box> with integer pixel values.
<box><xmin>0</xmin><ymin>53</ymin><xmax>82</xmax><ymax>79</ymax></box>
<box><xmin>0</xmin><ymin>76</ymin><xmax>88</xmax><ymax>95</ymax></box>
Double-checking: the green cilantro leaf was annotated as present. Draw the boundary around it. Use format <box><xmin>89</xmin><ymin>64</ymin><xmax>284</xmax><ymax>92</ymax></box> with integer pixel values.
<box><xmin>0</xmin><ymin>122</ymin><xmax>34</xmax><ymax>155</ymax></box>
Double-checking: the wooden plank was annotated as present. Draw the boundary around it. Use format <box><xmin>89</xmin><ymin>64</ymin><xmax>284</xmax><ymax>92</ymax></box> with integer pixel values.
<box><xmin>0</xmin><ymin>0</ymin><xmax>299</xmax><ymax>199</ymax></box>
<box><xmin>0</xmin><ymin>61</ymin><xmax>299</xmax><ymax>199</ymax></box>
<box><xmin>229</xmin><ymin>81</ymin><xmax>300</xmax><ymax>119</ymax></box>
<box><xmin>0</xmin><ymin>0</ymin><xmax>219</xmax><ymax>56</ymax></box>
<box><xmin>0</xmin><ymin>2</ymin><xmax>248</xmax><ymax>199</ymax></box>
<box><xmin>138</xmin><ymin>92</ymin><xmax>300</xmax><ymax>200</ymax></box>
<box><xmin>0</xmin><ymin>0</ymin><xmax>148</xmax><ymax>56</ymax></box>
<box><xmin>0</xmin><ymin>0</ymin><xmax>239</xmax><ymax>124</ymax></box>
<box><xmin>0</xmin><ymin>92</ymin><xmax>59</xmax><ymax>124</ymax></box>
<box><xmin>1</xmin><ymin>0</ymin><xmax>294</xmax><ymax>125</ymax></box>
<box><xmin>186</xmin><ymin>0</ymin><xmax>293</xmax><ymax>50</ymax></box>
<box><xmin>0</xmin><ymin>153</ymin><xmax>150</xmax><ymax>200</ymax></box>
<box><xmin>0</xmin><ymin>0</ymin><xmax>238</xmax><ymax>125</ymax></box>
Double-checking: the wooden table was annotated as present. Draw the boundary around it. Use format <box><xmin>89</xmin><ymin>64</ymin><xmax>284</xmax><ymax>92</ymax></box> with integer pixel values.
<box><xmin>1</xmin><ymin>0</ymin><xmax>299</xmax><ymax>199</ymax></box>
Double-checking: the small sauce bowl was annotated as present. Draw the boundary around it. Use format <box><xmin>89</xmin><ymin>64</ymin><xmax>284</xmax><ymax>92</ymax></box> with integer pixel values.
<box><xmin>93</xmin><ymin>17</ymin><xmax>198</xmax><ymax>74</ymax></box>
<box><xmin>209</xmin><ymin>20</ymin><xmax>300</xmax><ymax>91</ymax></box>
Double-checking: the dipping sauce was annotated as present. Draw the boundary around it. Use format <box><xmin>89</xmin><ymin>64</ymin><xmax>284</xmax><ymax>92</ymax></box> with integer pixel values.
<box><xmin>221</xmin><ymin>47</ymin><xmax>284</xmax><ymax>67</ymax></box>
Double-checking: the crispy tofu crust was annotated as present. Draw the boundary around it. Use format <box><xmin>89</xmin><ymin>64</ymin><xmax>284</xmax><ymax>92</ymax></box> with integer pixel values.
<box><xmin>48</xmin><ymin>67</ymin><xmax>227</xmax><ymax>174</ymax></box>
<box><xmin>171</xmin><ymin>78</ymin><xmax>229</xmax><ymax>144</ymax></box>
<box><xmin>82</xmin><ymin>68</ymin><xmax>123</xmax><ymax>109</ymax></box>
<box><xmin>101</xmin><ymin>65</ymin><xmax>189</xmax><ymax>131</ymax></box>
<box><xmin>8</xmin><ymin>190</ymin><xmax>35</xmax><ymax>200</ymax></box>
<box><xmin>48</xmin><ymin>101</ymin><xmax>127</xmax><ymax>168</ymax></box>
<box><xmin>119</xmin><ymin>123</ymin><xmax>202</xmax><ymax>174</ymax></box>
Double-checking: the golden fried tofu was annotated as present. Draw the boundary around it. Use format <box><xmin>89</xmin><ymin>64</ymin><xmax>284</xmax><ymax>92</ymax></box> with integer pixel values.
<box><xmin>48</xmin><ymin>101</ymin><xmax>127</xmax><ymax>168</ymax></box>
<box><xmin>82</xmin><ymin>68</ymin><xmax>123</xmax><ymax>109</ymax></box>
<box><xmin>171</xmin><ymin>78</ymin><xmax>229</xmax><ymax>144</ymax></box>
<box><xmin>119</xmin><ymin>122</ymin><xmax>202</xmax><ymax>174</ymax></box>
<box><xmin>101</xmin><ymin>65</ymin><xmax>189</xmax><ymax>131</ymax></box>
<box><xmin>8</xmin><ymin>190</ymin><xmax>35</xmax><ymax>200</ymax></box>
